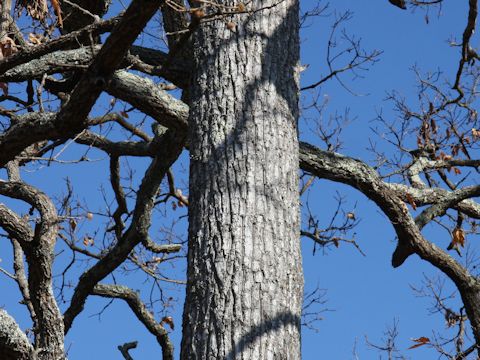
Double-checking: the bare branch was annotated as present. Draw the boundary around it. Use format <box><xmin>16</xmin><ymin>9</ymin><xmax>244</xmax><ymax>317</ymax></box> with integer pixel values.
<box><xmin>0</xmin><ymin>0</ymin><xmax>162</xmax><ymax>167</ymax></box>
<box><xmin>0</xmin><ymin>15</ymin><xmax>121</xmax><ymax>76</ymax></box>
<box><xmin>93</xmin><ymin>284</ymin><xmax>174</xmax><ymax>360</ymax></box>
<box><xmin>118</xmin><ymin>341</ymin><xmax>138</xmax><ymax>360</ymax></box>
<box><xmin>12</xmin><ymin>240</ymin><xmax>37</xmax><ymax>331</ymax></box>
<box><xmin>63</xmin><ymin>129</ymin><xmax>185</xmax><ymax>333</ymax></box>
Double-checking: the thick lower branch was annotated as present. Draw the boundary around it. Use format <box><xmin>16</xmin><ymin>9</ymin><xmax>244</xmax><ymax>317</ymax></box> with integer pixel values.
<box><xmin>0</xmin><ymin>309</ymin><xmax>34</xmax><ymax>360</ymax></box>
<box><xmin>0</xmin><ymin>181</ymin><xmax>63</xmax><ymax>358</ymax></box>
<box><xmin>299</xmin><ymin>141</ymin><xmax>480</xmax><ymax>347</ymax></box>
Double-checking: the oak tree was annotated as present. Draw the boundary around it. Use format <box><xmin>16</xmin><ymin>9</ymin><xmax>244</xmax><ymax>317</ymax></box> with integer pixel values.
<box><xmin>0</xmin><ymin>0</ymin><xmax>478</xmax><ymax>359</ymax></box>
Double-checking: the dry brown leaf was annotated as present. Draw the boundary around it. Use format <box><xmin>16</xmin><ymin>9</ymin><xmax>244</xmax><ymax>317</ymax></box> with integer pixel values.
<box><xmin>0</xmin><ymin>39</ymin><xmax>15</xmax><ymax>96</ymax></box>
<box><xmin>471</xmin><ymin>110</ymin><xmax>478</xmax><ymax>121</ymax></box>
<box><xmin>50</xmin><ymin>0</ymin><xmax>63</xmax><ymax>28</ymax></box>
<box><xmin>452</xmin><ymin>227</ymin><xmax>465</xmax><ymax>248</ymax></box>
<box><xmin>347</xmin><ymin>212</ymin><xmax>356</xmax><ymax>220</ymax></box>
<box><xmin>408</xmin><ymin>336</ymin><xmax>430</xmax><ymax>350</ymax></box>
<box><xmin>416</xmin><ymin>135</ymin><xmax>422</xmax><ymax>148</ymax></box>
<box><xmin>0</xmin><ymin>37</ymin><xmax>17</xmax><ymax>58</ymax></box>
<box><xmin>161</xmin><ymin>316</ymin><xmax>175</xmax><ymax>330</ymax></box>
<box><xmin>18</xmin><ymin>0</ymin><xmax>48</xmax><ymax>21</ymax></box>
<box><xmin>452</xmin><ymin>144</ymin><xmax>459</xmax><ymax>157</ymax></box>
<box><xmin>453</xmin><ymin>167</ymin><xmax>462</xmax><ymax>175</ymax></box>
<box><xmin>86</xmin><ymin>212</ymin><xmax>94</xmax><ymax>220</ymax></box>
<box><xmin>28</xmin><ymin>33</ymin><xmax>45</xmax><ymax>45</ymax></box>
<box><xmin>405</xmin><ymin>193</ymin><xmax>417</xmax><ymax>210</ymax></box>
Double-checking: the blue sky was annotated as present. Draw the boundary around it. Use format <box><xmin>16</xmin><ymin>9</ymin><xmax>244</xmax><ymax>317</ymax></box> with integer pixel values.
<box><xmin>0</xmin><ymin>0</ymin><xmax>475</xmax><ymax>359</ymax></box>
<box><xmin>300</xmin><ymin>1</ymin><xmax>472</xmax><ymax>358</ymax></box>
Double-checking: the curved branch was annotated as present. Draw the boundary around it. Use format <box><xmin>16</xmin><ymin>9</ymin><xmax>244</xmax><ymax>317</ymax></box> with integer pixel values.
<box><xmin>92</xmin><ymin>284</ymin><xmax>174</xmax><ymax>360</ymax></box>
<box><xmin>107</xmin><ymin>71</ymin><xmax>189</xmax><ymax>132</ymax></box>
<box><xmin>0</xmin><ymin>181</ymin><xmax>57</xmax><ymax>237</ymax></box>
<box><xmin>0</xmin><ymin>181</ymin><xmax>63</xmax><ymax>358</ymax></box>
<box><xmin>63</xmin><ymin>129</ymin><xmax>185</xmax><ymax>333</ymax></box>
<box><xmin>298</xmin><ymin>143</ymin><xmax>480</xmax><ymax>348</ymax></box>
<box><xmin>0</xmin><ymin>204</ymin><xmax>33</xmax><ymax>244</ymax></box>
<box><xmin>118</xmin><ymin>341</ymin><xmax>138</xmax><ymax>360</ymax></box>
<box><xmin>299</xmin><ymin>142</ymin><xmax>473</xmax><ymax>287</ymax></box>
<box><xmin>12</xmin><ymin>240</ymin><xmax>37</xmax><ymax>332</ymax></box>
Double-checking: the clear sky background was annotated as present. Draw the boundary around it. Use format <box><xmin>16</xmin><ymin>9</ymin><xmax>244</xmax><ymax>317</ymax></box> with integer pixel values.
<box><xmin>0</xmin><ymin>0</ymin><xmax>475</xmax><ymax>359</ymax></box>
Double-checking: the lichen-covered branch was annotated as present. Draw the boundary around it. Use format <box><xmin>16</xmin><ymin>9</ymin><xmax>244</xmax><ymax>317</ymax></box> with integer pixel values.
<box><xmin>0</xmin><ymin>309</ymin><xmax>35</xmax><ymax>360</ymax></box>
<box><xmin>0</xmin><ymin>181</ymin><xmax>64</xmax><ymax>359</ymax></box>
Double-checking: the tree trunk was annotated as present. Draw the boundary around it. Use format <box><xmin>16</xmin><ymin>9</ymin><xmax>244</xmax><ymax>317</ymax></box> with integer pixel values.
<box><xmin>181</xmin><ymin>0</ymin><xmax>303</xmax><ymax>359</ymax></box>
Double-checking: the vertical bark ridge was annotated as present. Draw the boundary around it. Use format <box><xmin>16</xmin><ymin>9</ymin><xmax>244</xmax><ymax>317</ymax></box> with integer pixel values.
<box><xmin>182</xmin><ymin>0</ymin><xmax>303</xmax><ymax>358</ymax></box>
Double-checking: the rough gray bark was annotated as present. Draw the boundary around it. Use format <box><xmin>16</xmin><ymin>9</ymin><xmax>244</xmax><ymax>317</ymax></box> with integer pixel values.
<box><xmin>60</xmin><ymin>0</ymin><xmax>111</xmax><ymax>37</ymax></box>
<box><xmin>0</xmin><ymin>309</ymin><xmax>35</xmax><ymax>360</ymax></box>
<box><xmin>181</xmin><ymin>0</ymin><xmax>303</xmax><ymax>358</ymax></box>
<box><xmin>0</xmin><ymin>181</ymin><xmax>65</xmax><ymax>359</ymax></box>
<box><xmin>0</xmin><ymin>0</ymin><xmax>11</xmax><ymax>39</ymax></box>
